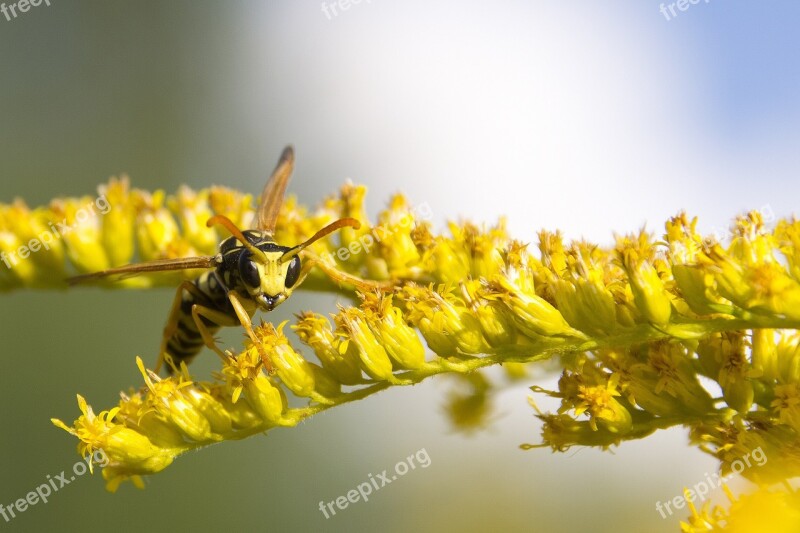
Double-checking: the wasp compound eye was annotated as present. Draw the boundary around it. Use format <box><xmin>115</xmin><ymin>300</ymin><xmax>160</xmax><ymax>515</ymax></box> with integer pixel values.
<box><xmin>284</xmin><ymin>256</ymin><xmax>301</xmax><ymax>289</ymax></box>
<box><xmin>238</xmin><ymin>253</ymin><xmax>260</xmax><ymax>287</ymax></box>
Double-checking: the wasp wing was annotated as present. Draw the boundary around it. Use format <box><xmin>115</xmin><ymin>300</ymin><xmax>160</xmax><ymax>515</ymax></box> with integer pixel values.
<box><xmin>68</xmin><ymin>256</ymin><xmax>219</xmax><ymax>285</ymax></box>
<box><xmin>256</xmin><ymin>145</ymin><xmax>295</xmax><ymax>233</ymax></box>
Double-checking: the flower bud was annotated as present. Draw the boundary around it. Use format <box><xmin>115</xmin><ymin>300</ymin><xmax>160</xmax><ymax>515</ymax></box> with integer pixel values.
<box><xmin>185</xmin><ymin>388</ymin><xmax>233</xmax><ymax>435</ymax></box>
<box><xmin>402</xmin><ymin>285</ymin><xmax>490</xmax><ymax>355</ymax></box>
<box><xmin>133</xmin><ymin>190</ymin><xmax>181</xmax><ymax>261</ymax></box>
<box><xmin>362</xmin><ymin>292</ymin><xmax>427</xmax><ymax>369</ymax></box>
<box><xmin>461</xmin><ymin>282</ymin><xmax>517</xmax><ymax>347</ymax></box>
<box><xmin>52</xmin><ymin>198</ymin><xmax>111</xmax><ymax>274</ymax></box>
<box><xmin>553</xmin><ymin>278</ymin><xmax>617</xmax><ymax>336</ymax></box>
<box><xmin>99</xmin><ymin>177</ymin><xmax>135</xmax><ymax>267</ymax></box>
<box><xmin>426</xmin><ymin>237</ymin><xmax>471</xmax><ymax>284</ymax></box>
<box><xmin>619</xmin><ymin>249</ymin><xmax>672</xmax><ymax>326</ymax></box>
<box><xmin>294</xmin><ymin>312</ymin><xmax>363</xmax><ymax>385</ymax></box>
<box><xmin>168</xmin><ymin>186</ymin><xmax>218</xmax><ymax>254</ymax></box>
<box><xmin>115</xmin><ymin>392</ymin><xmax>186</xmax><ymax>448</ymax></box>
<box><xmin>209</xmin><ymin>186</ymin><xmax>254</xmax><ymax>230</ymax></box>
<box><xmin>491</xmin><ymin>276</ymin><xmax>582</xmax><ymax>339</ymax></box>
<box><xmin>372</xmin><ymin>194</ymin><xmax>423</xmax><ymax>274</ymax></box>
<box><xmin>256</xmin><ymin>322</ymin><xmax>317</xmax><ymax>398</ymax></box>
<box><xmin>335</xmin><ymin>308</ymin><xmax>395</xmax><ymax>381</ymax></box>
<box><xmin>244</xmin><ymin>375</ymin><xmax>287</xmax><ymax>424</ymax></box>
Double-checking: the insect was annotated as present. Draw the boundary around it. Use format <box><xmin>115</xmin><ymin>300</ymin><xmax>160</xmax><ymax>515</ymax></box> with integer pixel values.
<box><xmin>70</xmin><ymin>146</ymin><xmax>378</xmax><ymax>373</ymax></box>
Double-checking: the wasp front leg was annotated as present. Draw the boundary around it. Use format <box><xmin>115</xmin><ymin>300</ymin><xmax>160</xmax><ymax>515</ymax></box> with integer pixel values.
<box><xmin>302</xmin><ymin>251</ymin><xmax>394</xmax><ymax>293</ymax></box>
<box><xmin>227</xmin><ymin>291</ymin><xmax>276</xmax><ymax>374</ymax></box>
<box><xmin>191</xmin><ymin>305</ymin><xmax>240</xmax><ymax>360</ymax></box>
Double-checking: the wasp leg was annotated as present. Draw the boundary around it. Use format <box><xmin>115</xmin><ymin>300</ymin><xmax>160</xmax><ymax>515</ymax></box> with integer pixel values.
<box><xmin>190</xmin><ymin>304</ymin><xmax>239</xmax><ymax>363</ymax></box>
<box><xmin>157</xmin><ymin>281</ymin><xmax>227</xmax><ymax>373</ymax></box>
<box><xmin>303</xmin><ymin>252</ymin><xmax>393</xmax><ymax>292</ymax></box>
<box><xmin>227</xmin><ymin>291</ymin><xmax>276</xmax><ymax>374</ymax></box>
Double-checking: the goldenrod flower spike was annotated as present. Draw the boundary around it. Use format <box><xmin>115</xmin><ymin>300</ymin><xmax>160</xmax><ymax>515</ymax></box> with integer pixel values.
<box><xmin>18</xmin><ymin>181</ymin><xmax>799</xmax><ymax>524</ymax></box>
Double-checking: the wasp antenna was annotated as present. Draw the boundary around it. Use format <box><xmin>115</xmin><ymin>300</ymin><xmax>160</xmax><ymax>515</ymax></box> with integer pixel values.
<box><xmin>281</xmin><ymin>217</ymin><xmax>361</xmax><ymax>263</ymax></box>
<box><xmin>206</xmin><ymin>215</ymin><xmax>269</xmax><ymax>263</ymax></box>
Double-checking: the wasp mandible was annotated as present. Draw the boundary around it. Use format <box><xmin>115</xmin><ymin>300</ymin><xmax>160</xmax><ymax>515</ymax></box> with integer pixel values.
<box><xmin>71</xmin><ymin>146</ymin><xmax>377</xmax><ymax>373</ymax></box>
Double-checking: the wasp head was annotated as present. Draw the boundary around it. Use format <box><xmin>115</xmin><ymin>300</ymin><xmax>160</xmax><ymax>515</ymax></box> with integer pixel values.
<box><xmin>238</xmin><ymin>247</ymin><xmax>302</xmax><ymax>311</ymax></box>
<box><xmin>208</xmin><ymin>213</ymin><xmax>361</xmax><ymax>312</ymax></box>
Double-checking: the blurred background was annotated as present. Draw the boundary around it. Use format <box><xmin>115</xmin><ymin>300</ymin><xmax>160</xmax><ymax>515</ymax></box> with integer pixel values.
<box><xmin>1</xmin><ymin>1</ymin><xmax>799</xmax><ymax>531</ymax></box>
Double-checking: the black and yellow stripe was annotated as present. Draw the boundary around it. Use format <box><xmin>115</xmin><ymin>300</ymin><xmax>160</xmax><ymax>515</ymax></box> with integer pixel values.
<box><xmin>164</xmin><ymin>271</ymin><xmax>233</xmax><ymax>366</ymax></box>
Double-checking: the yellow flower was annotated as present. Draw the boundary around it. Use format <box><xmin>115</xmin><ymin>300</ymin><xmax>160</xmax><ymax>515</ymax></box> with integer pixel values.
<box><xmin>243</xmin><ymin>376</ymin><xmax>288</xmax><ymax>425</ymax></box>
<box><xmin>772</xmin><ymin>383</ymin><xmax>800</xmax><ymax>430</ymax></box>
<box><xmin>462</xmin><ymin>280</ymin><xmax>518</xmax><ymax>347</ymax></box>
<box><xmin>361</xmin><ymin>291</ymin><xmax>427</xmax><ymax>370</ymax></box>
<box><xmin>368</xmin><ymin>194</ymin><xmax>424</xmax><ymax>277</ymax></box>
<box><xmin>208</xmin><ymin>186</ymin><xmax>254</xmax><ymax>230</ymax></box>
<box><xmin>495</xmin><ymin>278</ymin><xmax>584</xmax><ymax>339</ymax></box>
<box><xmin>402</xmin><ymin>284</ymin><xmax>490</xmax><ymax>355</ymax></box>
<box><xmin>575</xmin><ymin>373</ymin><xmax>632</xmax><ymax>434</ymax></box>
<box><xmin>617</xmin><ymin>239</ymin><xmax>672</xmax><ymax>326</ymax></box>
<box><xmin>133</xmin><ymin>190</ymin><xmax>182</xmax><ymax>261</ymax></box>
<box><xmin>715</xmin><ymin>332</ymin><xmax>754</xmax><ymax>414</ymax></box>
<box><xmin>136</xmin><ymin>358</ymin><xmax>215</xmax><ymax>442</ymax></box>
<box><xmin>337</xmin><ymin>182</ymin><xmax>370</xmax><ymax>255</ymax></box>
<box><xmin>335</xmin><ymin>307</ymin><xmax>398</xmax><ymax>382</ymax></box>
<box><xmin>1</xmin><ymin>201</ymin><xmax>63</xmax><ymax>287</ymax></box>
<box><xmin>294</xmin><ymin>312</ymin><xmax>364</xmax><ymax>385</ymax></box>
<box><xmin>99</xmin><ymin>176</ymin><xmax>136</xmax><ymax>267</ymax></box>
<box><xmin>630</xmin><ymin>342</ymin><xmax>715</xmax><ymax>416</ymax></box>
<box><xmin>218</xmin><ymin>337</ymin><xmax>288</xmax><ymax>424</ymax></box>
<box><xmin>167</xmin><ymin>186</ymin><xmax>218</xmax><ymax>255</ymax></box>
<box><xmin>775</xmin><ymin>218</ymin><xmax>800</xmax><ymax>282</ymax></box>
<box><xmin>51</xmin><ymin>394</ymin><xmax>176</xmax><ymax>492</ymax></box>
<box><xmin>553</xmin><ymin>277</ymin><xmax>618</xmax><ymax>336</ymax></box>
<box><xmin>424</xmin><ymin>233</ymin><xmax>471</xmax><ymax>284</ymax></box>
<box><xmin>775</xmin><ymin>331</ymin><xmax>800</xmax><ymax>383</ymax></box>
<box><xmin>251</xmin><ymin>321</ymin><xmax>323</xmax><ymax>400</ymax></box>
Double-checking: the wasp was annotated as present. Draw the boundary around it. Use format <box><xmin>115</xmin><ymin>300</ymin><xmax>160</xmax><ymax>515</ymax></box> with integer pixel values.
<box><xmin>71</xmin><ymin>146</ymin><xmax>378</xmax><ymax>373</ymax></box>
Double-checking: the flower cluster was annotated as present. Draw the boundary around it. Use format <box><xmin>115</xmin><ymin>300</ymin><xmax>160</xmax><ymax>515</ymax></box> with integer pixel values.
<box><xmin>524</xmin><ymin>214</ymin><xmax>800</xmax><ymax>488</ymax></box>
<box><xmin>0</xmin><ymin>178</ymin><xmax>254</xmax><ymax>289</ymax></box>
<box><xmin>8</xmin><ymin>179</ymin><xmax>800</xmax><ymax>527</ymax></box>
